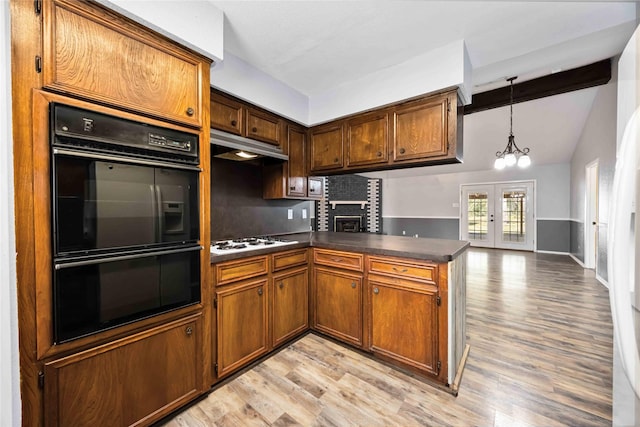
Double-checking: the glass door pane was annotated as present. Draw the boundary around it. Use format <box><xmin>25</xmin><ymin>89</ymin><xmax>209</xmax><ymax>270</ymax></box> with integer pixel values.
<box><xmin>461</xmin><ymin>185</ymin><xmax>495</xmax><ymax>248</ymax></box>
<box><xmin>495</xmin><ymin>183</ymin><xmax>534</xmax><ymax>251</ymax></box>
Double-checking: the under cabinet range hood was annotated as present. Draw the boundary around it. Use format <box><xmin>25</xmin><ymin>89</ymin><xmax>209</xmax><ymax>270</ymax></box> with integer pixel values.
<box><xmin>210</xmin><ymin>129</ymin><xmax>288</xmax><ymax>162</ymax></box>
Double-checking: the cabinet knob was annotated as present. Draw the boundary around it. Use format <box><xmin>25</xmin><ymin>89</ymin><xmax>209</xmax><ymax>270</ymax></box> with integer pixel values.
<box><xmin>251</xmin><ymin>127</ymin><xmax>258</xmax><ymax>133</ymax></box>
<box><xmin>257</xmin><ymin>287</ymin><xmax>263</xmax><ymax>296</ymax></box>
<box><xmin>231</xmin><ymin>120</ymin><xmax>237</xmax><ymax>126</ymax></box>
<box><xmin>186</xmin><ymin>107</ymin><xmax>195</xmax><ymax>116</ymax></box>
<box><xmin>185</xmin><ymin>326</ymin><xmax>193</xmax><ymax>336</ymax></box>
<box><xmin>351</xmin><ymin>282</ymin><xmax>357</xmax><ymax>289</ymax></box>
<box><xmin>290</xmin><ymin>186</ymin><xmax>296</xmax><ymax>191</ymax></box>
<box><xmin>377</xmin><ymin>151</ymin><xmax>382</xmax><ymax>157</ymax></box>
<box><xmin>279</xmin><ymin>282</ymin><xmax>284</xmax><ymax>289</ymax></box>
<box><xmin>373</xmin><ymin>287</ymin><xmax>379</xmax><ymax>295</ymax></box>
<box><xmin>399</xmin><ymin>148</ymin><xmax>406</xmax><ymax>154</ymax></box>
<box><xmin>334</xmin><ymin>158</ymin><xmax>339</xmax><ymax>163</ymax></box>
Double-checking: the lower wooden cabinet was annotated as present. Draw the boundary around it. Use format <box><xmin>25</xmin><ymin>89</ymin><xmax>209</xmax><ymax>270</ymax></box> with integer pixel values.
<box><xmin>272</xmin><ymin>267</ymin><xmax>309</xmax><ymax>347</ymax></box>
<box><xmin>43</xmin><ymin>315</ymin><xmax>202</xmax><ymax>427</ymax></box>
<box><xmin>368</xmin><ymin>278</ymin><xmax>440</xmax><ymax>377</ymax></box>
<box><xmin>312</xmin><ymin>266</ymin><xmax>363</xmax><ymax>347</ymax></box>
<box><xmin>216</xmin><ymin>278</ymin><xmax>269</xmax><ymax>378</ymax></box>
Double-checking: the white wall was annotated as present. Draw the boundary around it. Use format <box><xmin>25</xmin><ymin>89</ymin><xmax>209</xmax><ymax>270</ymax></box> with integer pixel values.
<box><xmin>1</xmin><ymin>1</ymin><xmax>21</xmax><ymax>425</ymax></box>
<box><xmin>382</xmin><ymin>163</ymin><xmax>570</xmax><ymax>220</ymax></box>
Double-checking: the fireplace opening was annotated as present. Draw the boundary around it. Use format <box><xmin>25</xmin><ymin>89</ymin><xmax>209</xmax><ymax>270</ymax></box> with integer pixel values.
<box><xmin>334</xmin><ymin>215</ymin><xmax>363</xmax><ymax>232</ymax></box>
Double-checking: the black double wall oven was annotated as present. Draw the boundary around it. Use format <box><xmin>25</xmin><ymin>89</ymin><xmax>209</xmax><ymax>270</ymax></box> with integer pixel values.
<box><xmin>51</xmin><ymin>104</ymin><xmax>201</xmax><ymax>343</ymax></box>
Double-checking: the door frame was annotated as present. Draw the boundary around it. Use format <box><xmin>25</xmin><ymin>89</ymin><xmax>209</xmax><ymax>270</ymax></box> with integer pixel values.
<box><xmin>459</xmin><ymin>179</ymin><xmax>537</xmax><ymax>251</ymax></box>
<box><xmin>585</xmin><ymin>160</ymin><xmax>599</xmax><ymax>269</ymax></box>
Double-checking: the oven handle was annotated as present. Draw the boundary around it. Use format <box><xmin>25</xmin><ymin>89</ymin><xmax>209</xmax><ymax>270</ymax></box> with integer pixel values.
<box><xmin>54</xmin><ymin>245</ymin><xmax>203</xmax><ymax>270</ymax></box>
<box><xmin>52</xmin><ymin>147</ymin><xmax>202</xmax><ymax>172</ymax></box>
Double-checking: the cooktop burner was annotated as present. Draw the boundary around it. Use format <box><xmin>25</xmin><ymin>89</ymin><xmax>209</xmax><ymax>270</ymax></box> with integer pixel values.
<box><xmin>210</xmin><ymin>236</ymin><xmax>298</xmax><ymax>255</ymax></box>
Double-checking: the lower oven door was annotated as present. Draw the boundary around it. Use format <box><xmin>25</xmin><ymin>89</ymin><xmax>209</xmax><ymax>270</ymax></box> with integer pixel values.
<box><xmin>53</xmin><ymin>245</ymin><xmax>201</xmax><ymax>343</ymax></box>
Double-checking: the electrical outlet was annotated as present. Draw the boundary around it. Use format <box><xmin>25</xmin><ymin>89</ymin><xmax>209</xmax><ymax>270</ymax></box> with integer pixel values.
<box><xmin>287</xmin><ymin>209</ymin><xmax>293</xmax><ymax>220</ymax></box>
<box><xmin>302</xmin><ymin>208</ymin><xmax>307</xmax><ymax>219</ymax></box>
<box><xmin>414</xmin><ymin>234</ymin><xmax>419</xmax><ymax>238</ymax></box>
<box><xmin>402</xmin><ymin>230</ymin><xmax>406</xmax><ymax>235</ymax></box>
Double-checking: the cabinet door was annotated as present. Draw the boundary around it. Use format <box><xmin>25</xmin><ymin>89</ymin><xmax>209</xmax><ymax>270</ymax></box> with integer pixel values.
<box><xmin>347</xmin><ymin>112</ymin><xmax>389</xmax><ymax>167</ymax></box>
<box><xmin>272</xmin><ymin>267</ymin><xmax>309</xmax><ymax>347</ymax></box>
<box><xmin>43</xmin><ymin>0</ymin><xmax>204</xmax><ymax>127</ymax></box>
<box><xmin>210</xmin><ymin>91</ymin><xmax>244</xmax><ymax>135</ymax></box>
<box><xmin>312</xmin><ymin>267</ymin><xmax>362</xmax><ymax>347</ymax></box>
<box><xmin>287</xmin><ymin>126</ymin><xmax>308</xmax><ymax>197</ymax></box>
<box><xmin>247</xmin><ymin>108</ymin><xmax>282</xmax><ymax>146</ymax></box>
<box><xmin>369</xmin><ymin>279</ymin><xmax>439</xmax><ymax>377</ymax></box>
<box><xmin>307</xmin><ymin>177</ymin><xmax>324</xmax><ymax>200</ymax></box>
<box><xmin>310</xmin><ymin>123</ymin><xmax>344</xmax><ymax>172</ymax></box>
<box><xmin>393</xmin><ymin>96</ymin><xmax>449</xmax><ymax>162</ymax></box>
<box><xmin>44</xmin><ymin>315</ymin><xmax>201</xmax><ymax>427</ymax></box>
<box><xmin>216</xmin><ymin>279</ymin><xmax>269</xmax><ymax>378</ymax></box>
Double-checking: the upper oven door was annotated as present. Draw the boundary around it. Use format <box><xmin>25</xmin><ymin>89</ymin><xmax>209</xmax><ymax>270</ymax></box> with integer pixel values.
<box><xmin>53</xmin><ymin>153</ymin><xmax>199</xmax><ymax>257</ymax></box>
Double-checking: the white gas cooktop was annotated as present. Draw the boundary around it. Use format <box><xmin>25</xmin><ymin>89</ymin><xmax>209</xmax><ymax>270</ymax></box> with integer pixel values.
<box><xmin>210</xmin><ymin>237</ymin><xmax>298</xmax><ymax>255</ymax></box>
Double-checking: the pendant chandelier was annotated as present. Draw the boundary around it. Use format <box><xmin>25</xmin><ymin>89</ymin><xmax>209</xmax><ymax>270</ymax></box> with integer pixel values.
<box><xmin>494</xmin><ymin>76</ymin><xmax>531</xmax><ymax>169</ymax></box>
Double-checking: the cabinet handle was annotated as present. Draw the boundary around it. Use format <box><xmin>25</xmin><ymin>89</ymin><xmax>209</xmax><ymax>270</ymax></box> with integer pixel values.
<box><xmin>257</xmin><ymin>287</ymin><xmax>263</xmax><ymax>296</ymax></box>
<box><xmin>279</xmin><ymin>282</ymin><xmax>284</xmax><ymax>289</ymax></box>
<box><xmin>377</xmin><ymin>151</ymin><xmax>382</xmax><ymax>157</ymax></box>
<box><xmin>185</xmin><ymin>326</ymin><xmax>193</xmax><ymax>336</ymax></box>
<box><xmin>373</xmin><ymin>287</ymin><xmax>379</xmax><ymax>295</ymax></box>
<box><xmin>399</xmin><ymin>148</ymin><xmax>406</xmax><ymax>154</ymax></box>
<box><xmin>351</xmin><ymin>282</ymin><xmax>357</xmax><ymax>289</ymax></box>
<box><xmin>334</xmin><ymin>158</ymin><xmax>339</xmax><ymax>163</ymax></box>
<box><xmin>186</xmin><ymin>107</ymin><xmax>195</xmax><ymax>117</ymax></box>
<box><xmin>251</xmin><ymin>127</ymin><xmax>258</xmax><ymax>133</ymax></box>
<box><xmin>331</xmin><ymin>257</ymin><xmax>344</xmax><ymax>263</ymax></box>
<box><xmin>392</xmin><ymin>267</ymin><xmax>408</xmax><ymax>273</ymax></box>
<box><xmin>290</xmin><ymin>186</ymin><xmax>296</xmax><ymax>191</ymax></box>
<box><xmin>231</xmin><ymin>120</ymin><xmax>237</xmax><ymax>126</ymax></box>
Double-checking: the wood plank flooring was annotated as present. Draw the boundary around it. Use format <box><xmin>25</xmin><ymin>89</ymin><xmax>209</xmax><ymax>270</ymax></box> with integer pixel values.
<box><xmin>161</xmin><ymin>249</ymin><xmax>613</xmax><ymax>426</ymax></box>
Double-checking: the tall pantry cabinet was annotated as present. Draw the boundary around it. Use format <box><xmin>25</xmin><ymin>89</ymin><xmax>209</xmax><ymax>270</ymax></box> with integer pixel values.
<box><xmin>11</xmin><ymin>0</ymin><xmax>213</xmax><ymax>425</ymax></box>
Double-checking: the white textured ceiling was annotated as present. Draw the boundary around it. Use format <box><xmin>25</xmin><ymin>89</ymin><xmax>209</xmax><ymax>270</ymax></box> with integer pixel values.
<box><xmin>211</xmin><ymin>1</ymin><xmax>636</xmax><ymax>95</ymax></box>
<box><xmin>209</xmin><ymin>1</ymin><xmax>636</xmax><ymax>175</ymax></box>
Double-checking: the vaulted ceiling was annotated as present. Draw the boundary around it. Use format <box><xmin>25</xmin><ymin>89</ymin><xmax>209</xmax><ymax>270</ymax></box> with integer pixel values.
<box><xmin>209</xmin><ymin>1</ymin><xmax>637</xmax><ymax>175</ymax></box>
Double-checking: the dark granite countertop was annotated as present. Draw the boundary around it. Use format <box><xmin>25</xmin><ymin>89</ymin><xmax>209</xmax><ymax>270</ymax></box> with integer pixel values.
<box><xmin>210</xmin><ymin>232</ymin><xmax>470</xmax><ymax>264</ymax></box>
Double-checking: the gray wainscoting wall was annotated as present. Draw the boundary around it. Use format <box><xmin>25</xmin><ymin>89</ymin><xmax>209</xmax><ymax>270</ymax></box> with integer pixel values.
<box><xmin>570</xmin><ymin>220</ymin><xmax>585</xmax><ymax>263</ymax></box>
<box><xmin>210</xmin><ymin>157</ymin><xmax>312</xmax><ymax>240</ymax></box>
<box><xmin>382</xmin><ymin>217</ymin><xmax>459</xmax><ymax>239</ymax></box>
<box><xmin>536</xmin><ymin>220</ymin><xmax>571</xmax><ymax>252</ymax></box>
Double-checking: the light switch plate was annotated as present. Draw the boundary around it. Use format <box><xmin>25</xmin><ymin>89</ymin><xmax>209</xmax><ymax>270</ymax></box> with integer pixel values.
<box><xmin>302</xmin><ymin>208</ymin><xmax>307</xmax><ymax>219</ymax></box>
<box><xmin>287</xmin><ymin>209</ymin><xmax>293</xmax><ymax>220</ymax></box>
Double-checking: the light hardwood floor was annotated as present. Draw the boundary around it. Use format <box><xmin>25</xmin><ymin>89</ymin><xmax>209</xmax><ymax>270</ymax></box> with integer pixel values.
<box><xmin>161</xmin><ymin>249</ymin><xmax>613</xmax><ymax>426</ymax></box>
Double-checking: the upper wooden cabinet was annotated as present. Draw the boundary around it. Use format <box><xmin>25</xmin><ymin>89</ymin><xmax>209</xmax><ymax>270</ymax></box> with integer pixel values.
<box><xmin>393</xmin><ymin>94</ymin><xmax>450</xmax><ymax>163</ymax></box>
<box><xmin>286</xmin><ymin>125</ymin><xmax>308</xmax><ymax>198</ymax></box>
<box><xmin>42</xmin><ymin>0</ymin><xmax>207</xmax><ymax>128</ymax></box>
<box><xmin>347</xmin><ymin>112</ymin><xmax>389</xmax><ymax>167</ymax></box>
<box><xmin>309</xmin><ymin>89</ymin><xmax>461</xmax><ymax>174</ymax></box>
<box><xmin>310</xmin><ymin>122</ymin><xmax>345</xmax><ymax>172</ymax></box>
<box><xmin>210</xmin><ymin>90</ymin><xmax>283</xmax><ymax>147</ymax></box>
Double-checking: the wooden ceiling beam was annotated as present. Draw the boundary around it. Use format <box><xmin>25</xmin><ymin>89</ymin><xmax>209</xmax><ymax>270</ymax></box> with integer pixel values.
<box><xmin>464</xmin><ymin>58</ymin><xmax>611</xmax><ymax>115</ymax></box>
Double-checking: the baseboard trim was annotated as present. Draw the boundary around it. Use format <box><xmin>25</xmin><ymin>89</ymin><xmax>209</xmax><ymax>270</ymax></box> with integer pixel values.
<box><xmin>535</xmin><ymin>250</ymin><xmax>570</xmax><ymax>255</ymax></box>
<box><xmin>569</xmin><ymin>253</ymin><xmax>586</xmax><ymax>268</ymax></box>
<box><xmin>595</xmin><ymin>274</ymin><xmax>609</xmax><ymax>289</ymax></box>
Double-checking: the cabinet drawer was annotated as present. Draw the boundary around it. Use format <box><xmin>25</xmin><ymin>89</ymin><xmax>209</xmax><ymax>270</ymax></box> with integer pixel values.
<box><xmin>214</xmin><ymin>256</ymin><xmax>269</xmax><ymax>286</ymax></box>
<box><xmin>272</xmin><ymin>249</ymin><xmax>308</xmax><ymax>272</ymax></box>
<box><xmin>367</xmin><ymin>256</ymin><xmax>438</xmax><ymax>284</ymax></box>
<box><xmin>313</xmin><ymin>249</ymin><xmax>363</xmax><ymax>272</ymax></box>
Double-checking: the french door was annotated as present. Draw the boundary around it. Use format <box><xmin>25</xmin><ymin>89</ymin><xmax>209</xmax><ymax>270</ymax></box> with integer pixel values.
<box><xmin>461</xmin><ymin>182</ymin><xmax>535</xmax><ymax>251</ymax></box>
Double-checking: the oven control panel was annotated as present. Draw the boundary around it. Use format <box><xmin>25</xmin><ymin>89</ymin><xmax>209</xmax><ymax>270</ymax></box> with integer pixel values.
<box><xmin>148</xmin><ymin>133</ymin><xmax>192</xmax><ymax>152</ymax></box>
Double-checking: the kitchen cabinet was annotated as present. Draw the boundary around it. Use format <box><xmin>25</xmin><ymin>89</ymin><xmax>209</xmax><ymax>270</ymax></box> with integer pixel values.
<box><xmin>392</xmin><ymin>93</ymin><xmax>451</xmax><ymax>163</ymax></box>
<box><xmin>215</xmin><ymin>277</ymin><xmax>269</xmax><ymax>378</ymax></box>
<box><xmin>210</xmin><ymin>89</ymin><xmax>283</xmax><ymax>147</ymax></box>
<box><xmin>43</xmin><ymin>314</ymin><xmax>202</xmax><ymax>427</ymax></box>
<box><xmin>272</xmin><ymin>267</ymin><xmax>309</xmax><ymax>347</ymax></box>
<box><xmin>347</xmin><ymin>112</ymin><xmax>389</xmax><ymax>167</ymax></box>
<box><xmin>307</xmin><ymin>176</ymin><xmax>324</xmax><ymax>200</ymax></box>
<box><xmin>367</xmin><ymin>256</ymin><xmax>441</xmax><ymax>378</ymax></box>
<box><xmin>310</xmin><ymin>122</ymin><xmax>345</xmax><ymax>172</ymax></box>
<box><xmin>263</xmin><ymin>124</ymin><xmax>321</xmax><ymax>200</ymax></box>
<box><xmin>308</xmin><ymin>89</ymin><xmax>461</xmax><ymax>175</ymax></box>
<box><xmin>312</xmin><ymin>249</ymin><xmax>364</xmax><ymax>347</ymax></box>
<box><xmin>43</xmin><ymin>0</ymin><xmax>206</xmax><ymax>128</ymax></box>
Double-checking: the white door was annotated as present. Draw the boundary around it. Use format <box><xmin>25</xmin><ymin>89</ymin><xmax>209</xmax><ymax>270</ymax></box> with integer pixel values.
<box><xmin>461</xmin><ymin>182</ymin><xmax>535</xmax><ymax>251</ymax></box>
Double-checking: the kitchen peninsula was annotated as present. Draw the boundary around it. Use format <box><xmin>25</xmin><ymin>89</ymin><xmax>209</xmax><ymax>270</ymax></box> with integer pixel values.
<box><xmin>210</xmin><ymin>232</ymin><xmax>469</xmax><ymax>394</ymax></box>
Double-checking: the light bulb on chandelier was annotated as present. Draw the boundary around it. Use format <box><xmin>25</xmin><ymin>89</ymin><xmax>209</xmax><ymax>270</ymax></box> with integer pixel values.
<box><xmin>494</xmin><ymin>76</ymin><xmax>531</xmax><ymax>169</ymax></box>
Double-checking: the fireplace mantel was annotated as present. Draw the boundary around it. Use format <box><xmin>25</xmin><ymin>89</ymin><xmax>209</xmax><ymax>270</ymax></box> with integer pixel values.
<box><xmin>329</xmin><ymin>200</ymin><xmax>368</xmax><ymax>209</ymax></box>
